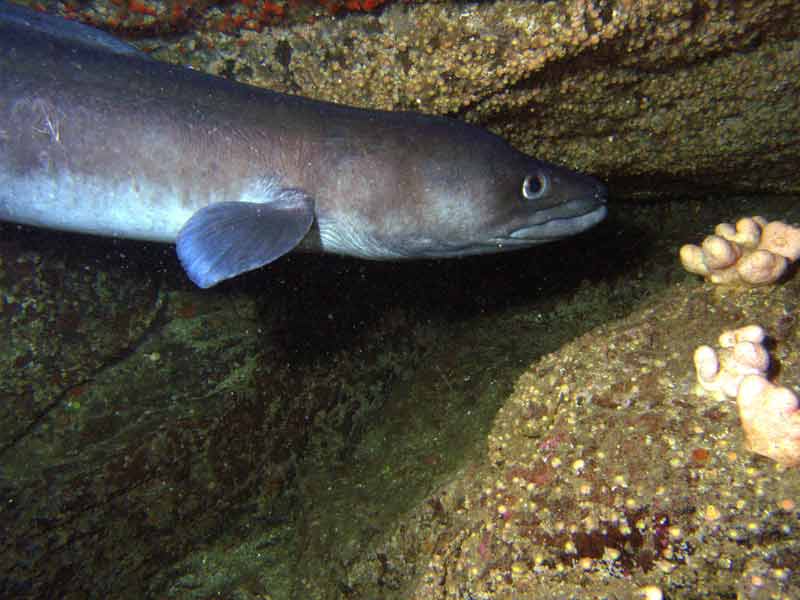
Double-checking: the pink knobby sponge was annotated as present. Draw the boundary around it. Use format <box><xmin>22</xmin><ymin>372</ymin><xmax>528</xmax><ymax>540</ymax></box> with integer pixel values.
<box><xmin>680</xmin><ymin>216</ymin><xmax>800</xmax><ymax>286</ymax></box>
<box><xmin>694</xmin><ymin>325</ymin><xmax>769</xmax><ymax>399</ymax></box>
<box><xmin>760</xmin><ymin>221</ymin><xmax>800</xmax><ymax>261</ymax></box>
<box><xmin>737</xmin><ymin>375</ymin><xmax>800</xmax><ymax>467</ymax></box>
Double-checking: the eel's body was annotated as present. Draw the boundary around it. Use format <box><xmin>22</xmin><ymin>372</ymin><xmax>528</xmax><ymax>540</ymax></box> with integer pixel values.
<box><xmin>0</xmin><ymin>1</ymin><xmax>607</xmax><ymax>288</ymax></box>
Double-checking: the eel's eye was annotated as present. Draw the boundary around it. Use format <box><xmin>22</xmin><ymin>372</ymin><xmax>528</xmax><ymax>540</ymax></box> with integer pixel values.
<box><xmin>522</xmin><ymin>173</ymin><xmax>549</xmax><ymax>201</ymax></box>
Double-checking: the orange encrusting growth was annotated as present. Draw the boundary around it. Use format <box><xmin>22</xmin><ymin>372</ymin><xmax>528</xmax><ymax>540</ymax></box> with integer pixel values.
<box><xmin>60</xmin><ymin>0</ymin><xmax>392</xmax><ymax>36</ymax></box>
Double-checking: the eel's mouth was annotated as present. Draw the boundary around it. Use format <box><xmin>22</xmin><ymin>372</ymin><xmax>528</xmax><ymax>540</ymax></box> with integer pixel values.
<box><xmin>506</xmin><ymin>203</ymin><xmax>608</xmax><ymax>243</ymax></box>
<box><xmin>425</xmin><ymin>195</ymin><xmax>608</xmax><ymax>258</ymax></box>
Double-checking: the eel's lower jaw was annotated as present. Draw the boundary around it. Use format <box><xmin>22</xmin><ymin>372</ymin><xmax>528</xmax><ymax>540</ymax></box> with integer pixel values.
<box><xmin>507</xmin><ymin>204</ymin><xmax>608</xmax><ymax>243</ymax></box>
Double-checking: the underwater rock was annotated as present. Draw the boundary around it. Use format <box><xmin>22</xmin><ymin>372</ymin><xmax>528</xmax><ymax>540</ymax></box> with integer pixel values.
<box><xmin>0</xmin><ymin>227</ymin><xmax>342</xmax><ymax>598</ymax></box>
<box><xmin>341</xmin><ymin>270</ymin><xmax>800</xmax><ymax>598</ymax></box>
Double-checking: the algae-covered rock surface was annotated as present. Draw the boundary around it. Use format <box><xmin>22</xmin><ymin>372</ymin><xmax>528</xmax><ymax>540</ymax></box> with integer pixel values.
<box><xmin>0</xmin><ymin>200</ymin><xmax>624</xmax><ymax>598</ymax></box>
<box><xmin>343</xmin><ymin>231</ymin><xmax>800</xmax><ymax>599</ymax></box>
<box><xmin>0</xmin><ymin>229</ymin><xmax>298</xmax><ymax>597</ymax></box>
<box><xmin>336</xmin><ymin>223</ymin><xmax>800</xmax><ymax>599</ymax></box>
<box><xmin>1</xmin><ymin>197</ymin><xmax>798</xmax><ymax>599</ymax></box>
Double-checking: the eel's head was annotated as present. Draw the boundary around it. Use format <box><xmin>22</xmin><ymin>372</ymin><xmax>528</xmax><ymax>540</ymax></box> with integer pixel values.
<box><xmin>314</xmin><ymin>119</ymin><xmax>607</xmax><ymax>261</ymax></box>
<box><xmin>407</xmin><ymin>140</ymin><xmax>608</xmax><ymax>258</ymax></box>
<box><xmin>480</xmin><ymin>158</ymin><xmax>607</xmax><ymax>253</ymax></box>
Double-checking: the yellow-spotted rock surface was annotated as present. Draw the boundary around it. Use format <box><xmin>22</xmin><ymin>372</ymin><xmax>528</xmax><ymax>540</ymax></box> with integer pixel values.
<box><xmin>342</xmin><ymin>263</ymin><xmax>800</xmax><ymax>598</ymax></box>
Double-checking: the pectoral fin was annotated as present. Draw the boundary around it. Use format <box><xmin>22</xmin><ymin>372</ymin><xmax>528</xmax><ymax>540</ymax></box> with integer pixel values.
<box><xmin>176</xmin><ymin>191</ymin><xmax>315</xmax><ymax>288</ymax></box>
